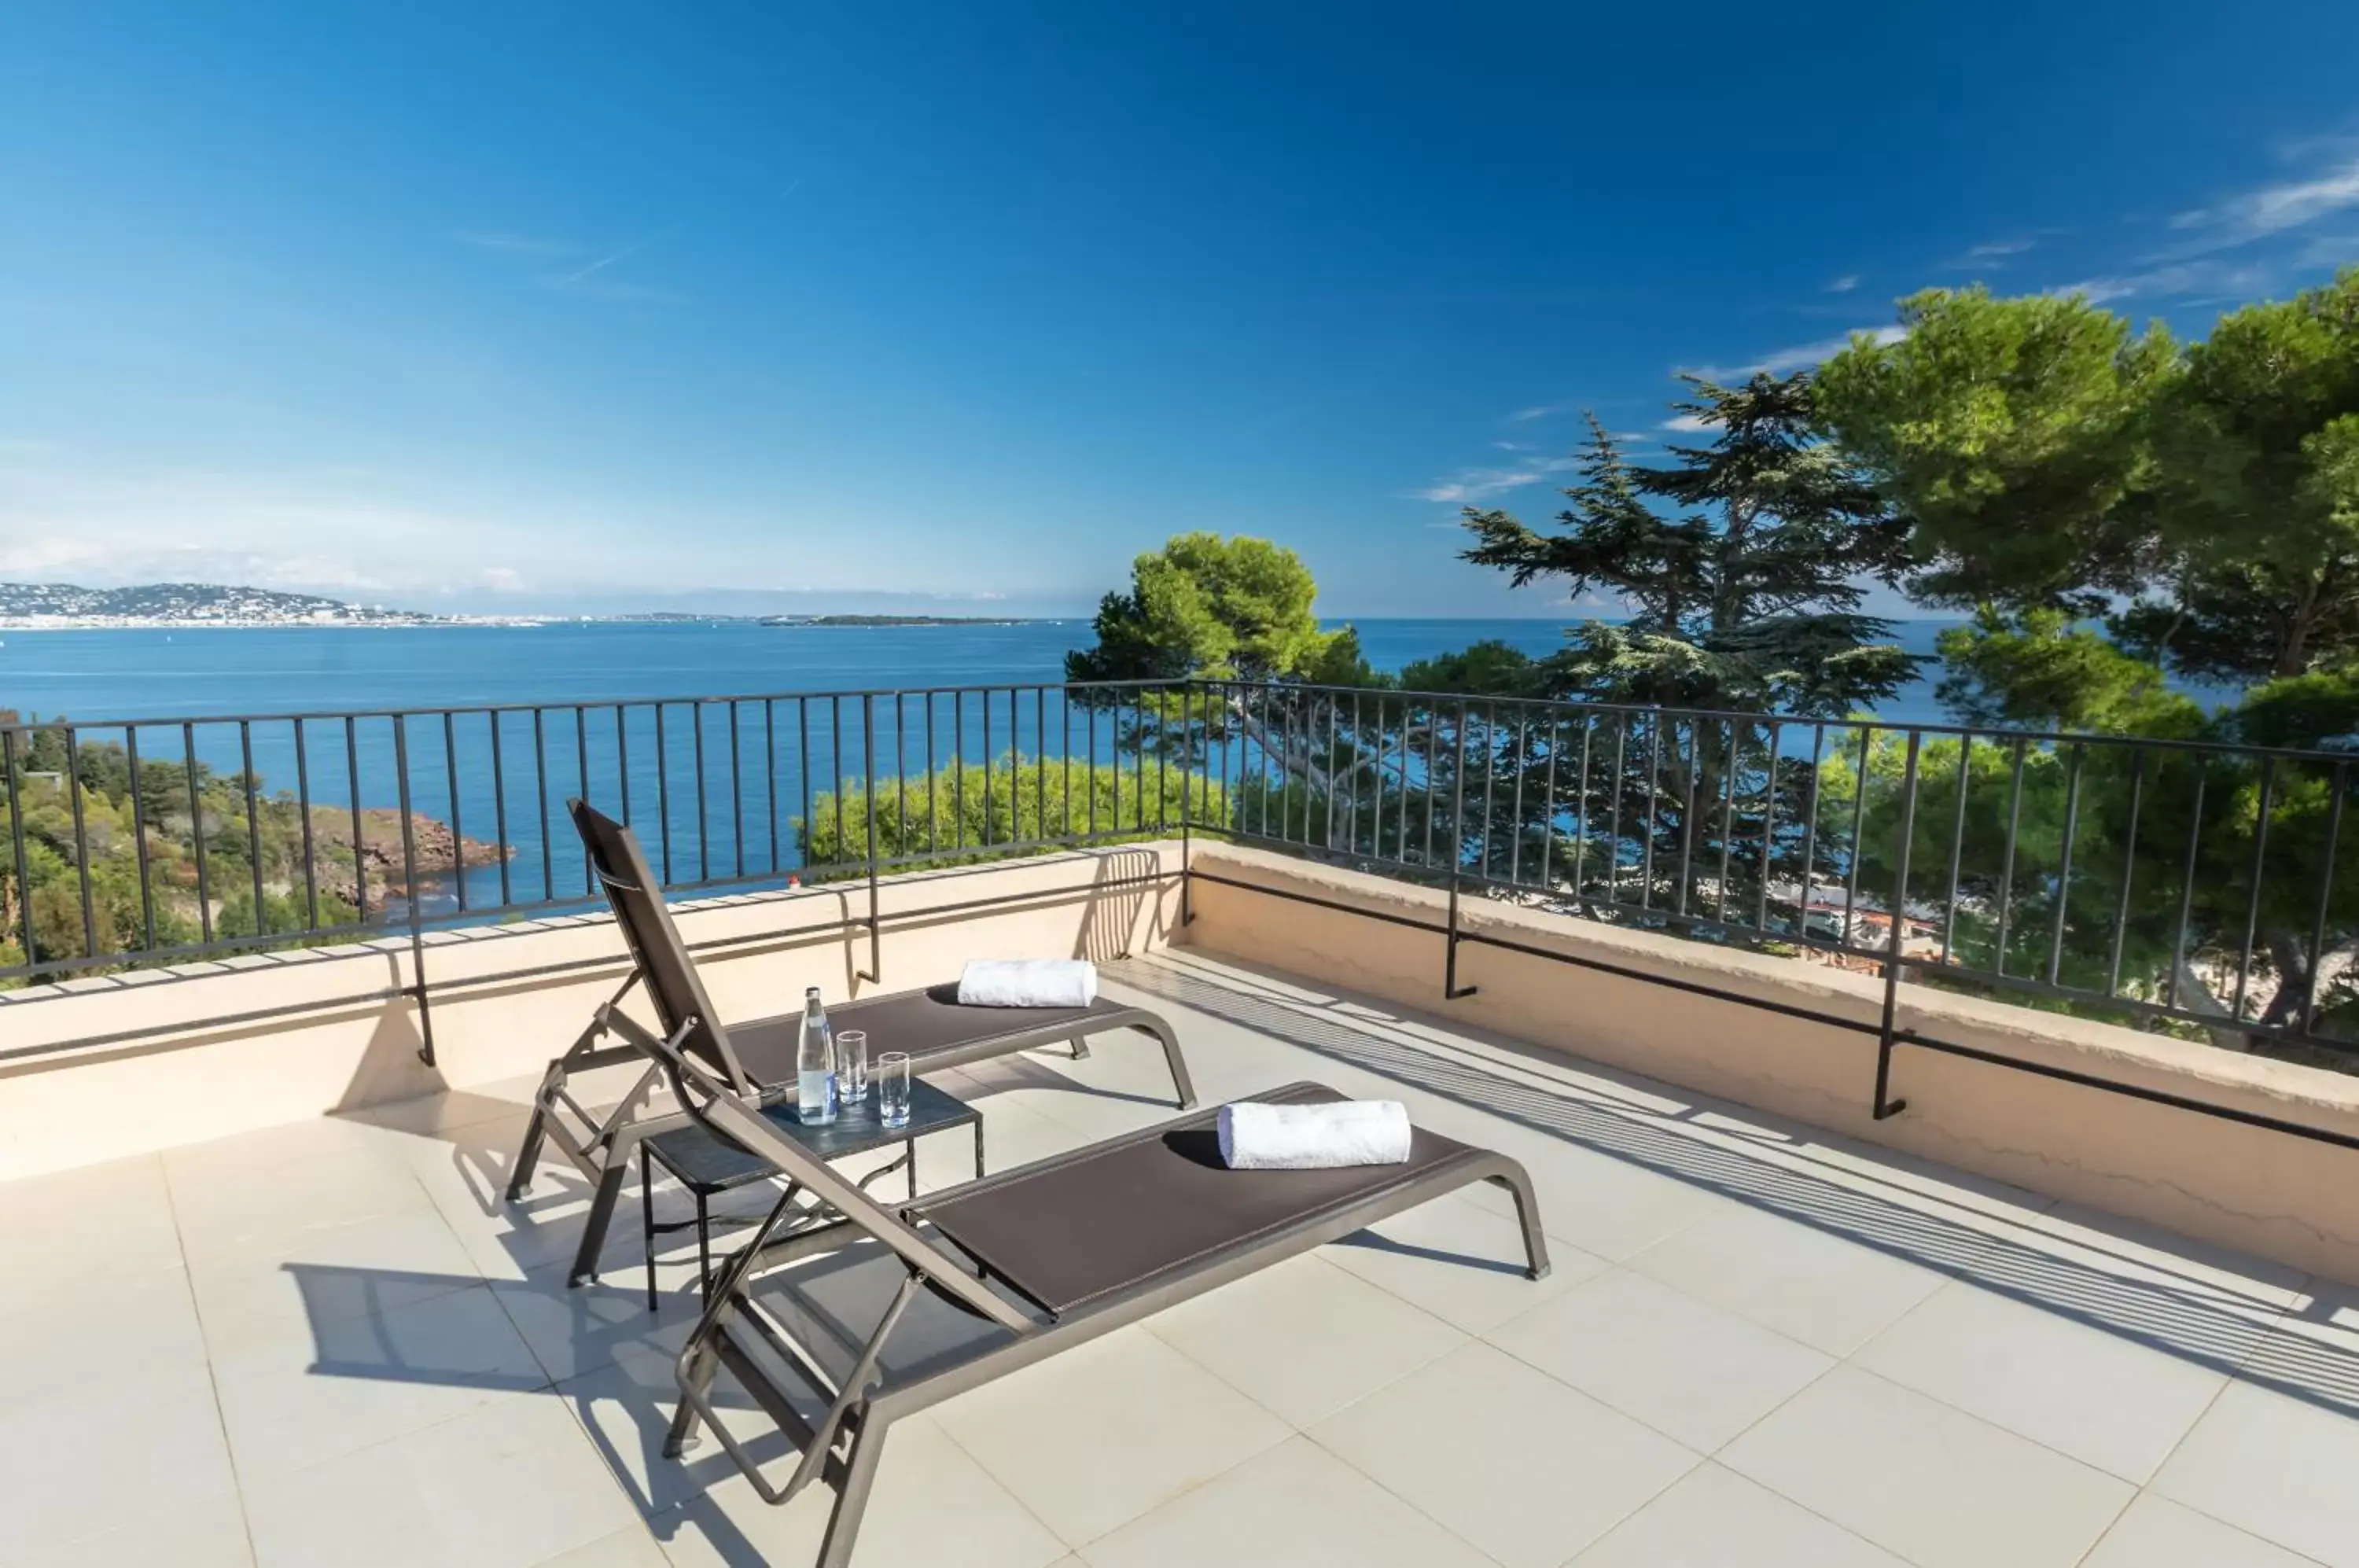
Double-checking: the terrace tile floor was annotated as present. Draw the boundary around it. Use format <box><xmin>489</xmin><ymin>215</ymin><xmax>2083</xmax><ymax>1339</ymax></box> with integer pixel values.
<box><xmin>7</xmin><ymin>949</ymin><xmax>2359</xmax><ymax>1566</ymax></box>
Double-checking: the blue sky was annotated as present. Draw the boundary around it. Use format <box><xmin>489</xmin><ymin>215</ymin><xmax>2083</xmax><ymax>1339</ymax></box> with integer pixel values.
<box><xmin>3</xmin><ymin>2</ymin><xmax>2357</xmax><ymax>619</ymax></box>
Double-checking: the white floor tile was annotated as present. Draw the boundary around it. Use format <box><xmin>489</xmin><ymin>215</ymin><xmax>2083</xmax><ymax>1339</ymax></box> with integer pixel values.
<box><xmin>0</xmin><ymin>1362</ymin><xmax>239</xmax><ymax>1561</ymax></box>
<box><xmin>654</xmin><ymin>1412</ymin><xmax>1067</xmax><ymax>1568</ymax></box>
<box><xmin>15</xmin><ymin>1490</ymin><xmax>253</xmax><ymax>1568</ymax></box>
<box><xmin>1487</xmin><ymin>1268</ymin><xmax>1833</xmax><ymax>1452</ymax></box>
<box><xmin>1717</xmin><ymin>1366</ymin><xmax>2133</xmax><ymax>1568</ymax></box>
<box><xmin>929</xmin><ymin>1327</ymin><xmax>1291</xmax><ymax>1548</ymax></box>
<box><xmin>1851</xmin><ymin>1279</ymin><xmax>2233</xmax><ymax>1481</ymax></box>
<box><xmin>2081</xmin><ymin>1493</ymin><xmax>2321</xmax><ymax>1568</ymax></box>
<box><xmin>242</xmin><ymin>1391</ymin><xmax>642</xmax><ymax>1568</ymax></box>
<box><xmin>1319</xmin><ymin>1191</ymin><xmax>1600</xmax><ymax>1334</ymax></box>
<box><xmin>1143</xmin><ymin>1253</ymin><xmax>1465</xmax><ymax>1426</ymax></box>
<box><xmin>1310</xmin><ymin>1341</ymin><xmax>1698</xmax><ymax>1568</ymax></box>
<box><xmin>212</xmin><ymin>1282</ymin><xmax>549</xmax><ymax>1482</ymax></box>
<box><xmin>1626</xmin><ymin>1205</ymin><xmax>1949</xmax><ymax>1355</ymax></box>
<box><xmin>1079</xmin><ymin>1434</ymin><xmax>1493</xmax><ymax>1568</ymax></box>
<box><xmin>1570</xmin><ymin>1462</ymin><xmax>1908</xmax><ymax>1567</ymax></box>
<box><xmin>2151</xmin><ymin>1378</ymin><xmax>2359</xmax><ymax>1566</ymax></box>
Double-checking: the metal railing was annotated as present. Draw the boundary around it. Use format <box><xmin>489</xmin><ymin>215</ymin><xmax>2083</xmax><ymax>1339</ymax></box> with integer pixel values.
<box><xmin>1193</xmin><ymin>679</ymin><xmax>2359</xmax><ymax>1066</ymax></box>
<box><xmin>6</xmin><ymin>675</ymin><xmax>2357</xmax><ymax>1077</ymax></box>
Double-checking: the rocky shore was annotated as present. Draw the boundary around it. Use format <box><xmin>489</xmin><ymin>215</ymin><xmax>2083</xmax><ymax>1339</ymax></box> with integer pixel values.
<box><xmin>307</xmin><ymin>807</ymin><xmax>513</xmax><ymax>911</ymax></box>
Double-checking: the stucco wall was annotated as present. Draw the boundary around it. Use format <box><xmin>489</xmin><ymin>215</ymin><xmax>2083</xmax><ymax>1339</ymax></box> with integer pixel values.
<box><xmin>0</xmin><ymin>844</ymin><xmax>1180</xmax><ymax>1181</ymax></box>
<box><xmin>1182</xmin><ymin>842</ymin><xmax>2359</xmax><ymax>1286</ymax></box>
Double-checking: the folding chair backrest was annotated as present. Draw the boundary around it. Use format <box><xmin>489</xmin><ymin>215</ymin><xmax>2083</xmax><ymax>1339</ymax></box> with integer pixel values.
<box><xmin>569</xmin><ymin>798</ymin><xmax>1032</xmax><ymax>1334</ymax></box>
<box><xmin>571</xmin><ymin>798</ymin><xmax>756</xmax><ymax>1094</ymax></box>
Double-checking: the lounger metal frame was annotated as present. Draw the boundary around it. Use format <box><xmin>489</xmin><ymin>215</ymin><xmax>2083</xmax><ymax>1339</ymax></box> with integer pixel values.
<box><xmin>616</xmin><ymin>1007</ymin><xmax>1551</xmax><ymax>1568</ymax></box>
<box><xmin>506</xmin><ymin>804</ymin><xmax>1197</xmax><ymax>1286</ymax></box>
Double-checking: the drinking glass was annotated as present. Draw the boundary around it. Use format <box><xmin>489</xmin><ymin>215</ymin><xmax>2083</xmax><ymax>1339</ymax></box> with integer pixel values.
<box><xmin>878</xmin><ymin>1051</ymin><xmax>913</xmax><ymax>1129</ymax></box>
<box><xmin>837</xmin><ymin>1030</ymin><xmax>869</xmax><ymax>1109</ymax></box>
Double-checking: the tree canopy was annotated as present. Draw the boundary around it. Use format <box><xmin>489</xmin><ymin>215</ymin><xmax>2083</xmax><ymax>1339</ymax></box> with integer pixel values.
<box><xmin>1064</xmin><ymin>532</ymin><xmax>1368</xmax><ymax>688</ymax></box>
<box><xmin>1455</xmin><ymin>373</ymin><xmax>1919</xmax><ymax>718</ymax></box>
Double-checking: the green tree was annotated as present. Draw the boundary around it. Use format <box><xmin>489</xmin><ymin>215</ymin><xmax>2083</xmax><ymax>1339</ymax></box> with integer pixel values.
<box><xmin>1424</xmin><ymin>374</ymin><xmax>1919</xmax><ymax>919</ymax></box>
<box><xmin>1066</xmin><ymin>533</ymin><xmax>1384</xmax><ymax>851</ymax></box>
<box><xmin>2121</xmin><ymin>269</ymin><xmax>2359</xmax><ymax>681</ymax></box>
<box><xmin>1814</xmin><ymin>285</ymin><xmax>2177</xmax><ymax>613</ymax></box>
<box><xmin>1461</xmin><ymin>374</ymin><xmax>1918</xmax><ymax>714</ymax></box>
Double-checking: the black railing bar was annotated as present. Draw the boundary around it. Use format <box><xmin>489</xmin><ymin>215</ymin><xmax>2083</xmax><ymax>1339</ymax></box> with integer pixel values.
<box><xmin>3</xmin><ymin>858</ymin><xmax>1189</xmax><ymax>1058</ymax></box>
<box><xmin>183</xmin><ymin>723</ymin><xmax>212</xmax><ymax>944</ymax></box>
<box><xmin>2233</xmin><ymin>757</ymin><xmax>2277</xmax><ymax>1022</ymax></box>
<box><xmin>535</xmin><ymin>709</ymin><xmax>555</xmax><ymax>904</ymax></box>
<box><xmin>491</xmin><ymin>711</ymin><xmax>515</xmax><ymax>908</ymax></box>
<box><xmin>1235</xmin><ymin>680</ymin><xmax>2359</xmax><ymax>767</ymax></box>
<box><xmin>2302</xmin><ymin>767</ymin><xmax>2351</xmax><ymax>1035</ymax></box>
<box><xmin>2048</xmin><ymin>743</ymin><xmax>2085</xmax><ymax>987</ymax></box>
<box><xmin>295</xmin><ymin>720</ymin><xmax>319</xmax><ymax>931</ymax></box>
<box><xmin>728</xmin><ymin>699</ymin><xmax>745</xmax><ymax>884</ymax></box>
<box><xmin>345</xmin><ymin>717</ymin><xmax>368</xmax><ymax>922</ymax></box>
<box><xmin>693</xmin><ymin>701</ymin><xmax>710</xmax><ymax>885</ymax></box>
<box><xmin>654</xmin><ymin>702</ymin><xmax>674</xmax><ymax>885</ymax></box>
<box><xmin>5</xmin><ymin>731</ymin><xmax>38</xmax><ymax>964</ymax></box>
<box><xmin>2164</xmin><ymin>764</ymin><xmax>2206</xmax><ymax>1012</ymax></box>
<box><xmin>1994</xmin><ymin>737</ymin><xmax>2027</xmax><ymax>975</ymax></box>
<box><xmin>1756</xmin><ymin>719</ymin><xmax>1783</xmax><ymax>933</ymax></box>
<box><xmin>1840</xmin><ymin>725</ymin><xmax>1871</xmax><ymax>945</ymax></box>
<box><xmin>66</xmin><ymin>726</ymin><xmax>101</xmax><ymax>959</ymax></box>
<box><xmin>1939</xmin><ymin>734</ymin><xmax>1971</xmax><ymax>966</ymax></box>
<box><xmin>127</xmin><ymin>723</ymin><xmax>158</xmax><ymax>950</ymax></box>
<box><xmin>575</xmin><ymin>706</ymin><xmax>591</xmax><ymax>896</ymax></box>
<box><xmin>1187</xmin><ymin>865</ymin><xmax>2359</xmax><ymax>1152</ymax></box>
<box><xmin>0</xmin><ymin>679</ymin><xmax>1180</xmax><ymax>735</ymax></box>
<box><xmin>2106</xmin><ymin>748</ymin><xmax>2147</xmax><ymax>996</ymax></box>
<box><xmin>239</xmin><ymin>721</ymin><xmax>267</xmax><ymax>937</ymax></box>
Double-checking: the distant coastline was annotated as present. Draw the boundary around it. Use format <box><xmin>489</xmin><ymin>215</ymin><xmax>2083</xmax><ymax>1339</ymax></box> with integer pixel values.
<box><xmin>760</xmin><ymin>613</ymin><xmax>1037</xmax><ymax>628</ymax></box>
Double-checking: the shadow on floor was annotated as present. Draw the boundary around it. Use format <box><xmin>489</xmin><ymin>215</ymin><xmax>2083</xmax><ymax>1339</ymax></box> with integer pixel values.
<box><xmin>1115</xmin><ymin>948</ymin><xmax>2359</xmax><ymax>1419</ymax></box>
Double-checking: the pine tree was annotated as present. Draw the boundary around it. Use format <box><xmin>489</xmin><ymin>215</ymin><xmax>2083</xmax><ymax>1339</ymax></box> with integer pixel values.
<box><xmin>1458</xmin><ymin>372</ymin><xmax>1918</xmax><ymax>716</ymax></box>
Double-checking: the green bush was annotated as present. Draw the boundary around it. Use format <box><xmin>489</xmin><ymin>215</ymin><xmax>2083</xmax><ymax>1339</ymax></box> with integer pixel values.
<box><xmin>800</xmin><ymin>754</ymin><xmax>1219</xmax><ymax>872</ymax></box>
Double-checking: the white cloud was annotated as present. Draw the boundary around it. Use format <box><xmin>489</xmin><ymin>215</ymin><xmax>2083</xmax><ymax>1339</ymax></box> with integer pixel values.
<box><xmin>1661</xmin><ymin>414</ymin><xmax>1715</xmax><ymax>432</ymax></box>
<box><xmin>1965</xmin><ymin>237</ymin><xmax>2035</xmax><ymax>261</ymax></box>
<box><xmin>1414</xmin><ymin>453</ymin><xmax>1582</xmax><ymax>505</ymax></box>
<box><xmin>2162</xmin><ymin>154</ymin><xmax>2359</xmax><ymax>256</ymax></box>
<box><xmin>2052</xmin><ymin>257</ymin><xmax>2276</xmax><ymax>305</ymax></box>
<box><xmin>1507</xmin><ymin>402</ymin><xmax>1577</xmax><ymax>422</ymax></box>
<box><xmin>1683</xmin><ymin>325</ymin><xmax>1905</xmax><ymax>381</ymax></box>
<box><xmin>1827</xmin><ymin>274</ymin><xmax>1861</xmax><ymax>293</ymax></box>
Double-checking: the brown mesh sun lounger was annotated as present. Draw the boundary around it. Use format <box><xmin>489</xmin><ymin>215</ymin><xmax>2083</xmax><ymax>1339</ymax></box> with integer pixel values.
<box><xmin>507</xmin><ymin>801</ymin><xmax>1197</xmax><ymax>1286</ymax></box>
<box><xmin>572</xmin><ymin>802</ymin><xmax>1552</xmax><ymax>1567</ymax></box>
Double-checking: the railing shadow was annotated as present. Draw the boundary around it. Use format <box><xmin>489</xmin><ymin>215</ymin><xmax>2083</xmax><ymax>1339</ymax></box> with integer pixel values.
<box><xmin>1117</xmin><ymin>948</ymin><xmax>2359</xmax><ymax>1419</ymax></box>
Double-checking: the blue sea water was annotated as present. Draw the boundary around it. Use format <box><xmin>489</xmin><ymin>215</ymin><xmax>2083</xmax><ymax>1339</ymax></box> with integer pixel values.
<box><xmin>0</xmin><ymin>617</ymin><xmax>1969</xmax><ymax>727</ymax></box>
<box><xmin>0</xmin><ymin>616</ymin><xmax>2135</xmax><ymax>921</ymax></box>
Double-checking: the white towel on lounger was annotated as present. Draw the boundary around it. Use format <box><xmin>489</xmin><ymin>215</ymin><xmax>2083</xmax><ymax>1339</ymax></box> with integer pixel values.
<box><xmin>1218</xmin><ymin>1099</ymin><xmax>1413</xmax><ymax>1170</ymax></box>
<box><xmin>956</xmin><ymin>959</ymin><xmax>1099</xmax><ymax>1008</ymax></box>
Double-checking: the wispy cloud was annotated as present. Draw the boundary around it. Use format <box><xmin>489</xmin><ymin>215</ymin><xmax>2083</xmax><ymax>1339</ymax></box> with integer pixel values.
<box><xmin>1507</xmin><ymin>402</ymin><xmax>1577</xmax><ymax>422</ymax></box>
<box><xmin>1827</xmin><ymin>274</ymin><xmax>1861</xmax><ymax>293</ymax></box>
<box><xmin>1966</xmin><ymin>237</ymin><xmax>2036</xmax><ymax>261</ymax></box>
<box><xmin>2052</xmin><ymin>257</ymin><xmax>2276</xmax><ymax>305</ymax></box>
<box><xmin>1662</xmin><ymin>414</ymin><xmax>1715</xmax><ymax>432</ymax></box>
<box><xmin>1683</xmin><ymin>325</ymin><xmax>1904</xmax><ymax>381</ymax></box>
<box><xmin>455</xmin><ymin>230</ymin><xmax>580</xmax><ymax>257</ymax></box>
<box><xmin>2166</xmin><ymin>154</ymin><xmax>2359</xmax><ymax>254</ymax></box>
<box><xmin>1414</xmin><ymin>454</ymin><xmax>1581</xmax><ymax>504</ymax></box>
<box><xmin>561</xmin><ymin>234</ymin><xmax>661</xmax><ymax>285</ymax></box>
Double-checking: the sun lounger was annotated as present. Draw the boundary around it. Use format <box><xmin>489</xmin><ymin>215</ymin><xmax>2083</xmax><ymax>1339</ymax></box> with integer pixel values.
<box><xmin>506</xmin><ymin>801</ymin><xmax>1197</xmax><ymax>1286</ymax></box>
<box><xmin>572</xmin><ymin>803</ymin><xmax>1552</xmax><ymax>1567</ymax></box>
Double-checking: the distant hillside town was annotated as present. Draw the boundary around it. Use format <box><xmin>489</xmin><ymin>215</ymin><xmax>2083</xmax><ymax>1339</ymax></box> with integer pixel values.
<box><xmin>0</xmin><ymin>581</ymin><xmax>452</xmax><ymax>628</ymax></box>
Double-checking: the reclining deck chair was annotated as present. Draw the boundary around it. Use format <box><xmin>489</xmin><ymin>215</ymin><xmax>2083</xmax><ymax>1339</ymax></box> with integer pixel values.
<box><xmin>577</xmin><ymin>804</ymin><xmax>1553</xmax><ymax>1567</ymax></box>
<box><xmin>509</xmin><ymin>800</ymin><xmax>1198</xmax><ymax>1286</ymax></box>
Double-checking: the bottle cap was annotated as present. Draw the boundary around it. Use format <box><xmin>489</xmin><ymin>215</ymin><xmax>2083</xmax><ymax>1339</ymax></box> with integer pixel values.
<box><xmin>805</xmin><ymin>986</ymin><xmax>821</xmax><ymax>998</ymax></box>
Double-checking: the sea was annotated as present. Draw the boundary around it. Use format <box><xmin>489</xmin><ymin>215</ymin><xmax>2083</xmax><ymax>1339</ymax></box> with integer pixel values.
<box><xmin>0</xmin><ymin>617</ymin><xmax>1974</xmax><ymax>727</ymax></box>
<box><xmin>0</xmin><ymin>617</ymin><xmax>2217</xmax><ymax>918</ymax></box>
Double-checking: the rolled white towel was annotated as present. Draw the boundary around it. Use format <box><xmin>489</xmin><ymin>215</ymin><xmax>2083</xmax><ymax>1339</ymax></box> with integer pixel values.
<box><xmin>957</xmin><ymin>958</ymin><xmax>1099</xmax><ymax>1008</ymax></box>
<box><xmin>1218</xmin><ymin>1099</ymin><xmax>1413</xmax><ymax>1170</ymax></box>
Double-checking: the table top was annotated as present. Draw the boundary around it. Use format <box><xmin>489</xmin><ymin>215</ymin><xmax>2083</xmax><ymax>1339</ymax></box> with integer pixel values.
<box><xmin>646</xmin><ymin>1077</ymin><xmax>979</xmax><ymax>1193</ymax></box>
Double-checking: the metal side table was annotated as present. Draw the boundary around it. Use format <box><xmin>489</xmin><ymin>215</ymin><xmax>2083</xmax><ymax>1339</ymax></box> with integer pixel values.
<box><xmin>637</xmin><ymin>1078</ymin><xmax>983</xmax><ymax>1312</ymax></box>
